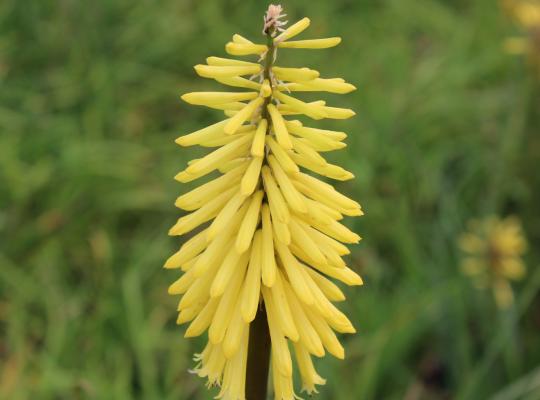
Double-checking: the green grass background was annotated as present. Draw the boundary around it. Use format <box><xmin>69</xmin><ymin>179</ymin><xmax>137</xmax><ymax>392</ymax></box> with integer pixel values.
<box><xmin>1</xmin><ymin>0</ymin><xmax>539</xmax><ymax>399</ymax></box>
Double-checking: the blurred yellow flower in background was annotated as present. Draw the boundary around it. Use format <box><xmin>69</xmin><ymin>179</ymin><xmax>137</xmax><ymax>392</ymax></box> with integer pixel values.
<box><xmin>502</xmin><ymin>0</ymin><xmax>540</xmax><ymax>73</ymax></box>
<box><xmin>459</xmin><ymin>216</ymin><xmax>527</xmax><ymax>309</ymax></box>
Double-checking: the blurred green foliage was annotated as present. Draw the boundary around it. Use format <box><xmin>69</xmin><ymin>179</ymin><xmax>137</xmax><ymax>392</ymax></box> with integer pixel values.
<box><xmin>1</xmin><ymin>0</ymin><xmax>539</xmax><ymax>399</ymax></box>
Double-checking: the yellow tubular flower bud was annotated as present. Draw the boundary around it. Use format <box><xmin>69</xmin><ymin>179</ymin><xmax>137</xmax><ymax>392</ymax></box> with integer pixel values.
<box><xmin>262</xmin><ymin>286</ymin><xmax>294</xmax><ymax>377</ymax></box>
<box><xmin>278</xmin><ymin>37</ymin><xmax>341</xmax><ymax>49</ymax></box>
<box><xmin>240</xmin><ymin>155</ymin><xmax>263</xmax><ymax>196</ymax></box>
<box><xmin>168</xmin><ymin>186</ymin><xmax>237</xmax><ymax>236</ymax></box>
<box><xmin>177</xmin><ymin>303</ymin><xmax>204</xmax><ymax>325</ymax></box>
<box><xmin>164</xmin><ymin>228</ymin><xmax>208</xmax><ymax>269</ymax></box>
<box><xmin>210</xmin><ymin>246</ymin><xmax>250</xmax><ymax>298</ymax></box>
<box><xmin>240</xmin><ymin>231</ymin><xmax>263</xmax><ymax>322</ymax></box>
<box><xmin>267</xmin><ymin>270</ymin><xmax>299</xmax><ymax>342</ymax></box>
<box><xmin>283</xmin><ymin>281</ymin><xmax>325</xmax><ymax>357</ymax></box>
<box><xmin>273</xmin><ymin>90</ymin><xmax>327</xmax><ymax>119</ymax></box>
<box><xmin>181</xmin><ymin>91</ymin><xmax>258</xmax><ymax>105</ymax></box>
<box><xmin>293</xmin><ymin>342</ymin><xmax>326</xmax><ymax>394</ymax></box>
<box><xmin>226</xmin><ymin>42</ymin><xmax>268</xmax><ymax>56</ymax></box>
<box><xmin>261</xmin><ymin>204</ymin><xmax>277</xmax><ymax>287</ymax></box>
<box><xmin>291</xmin><ymin>136</ymin><xmax>327</xmax><ymax>166</ymax></box>
<box><xmin>185</xmin><ymin>297</ymin><xmax>219</xmax><ymax>338</ymax></box>
<box><xmin>272</xmin><ymin>66</ymin><xmax>319</xmax><ymax>82</ymax></box>
<box><xmin>289</xmin><ymin>218</ymin><xmax>327</xmax><ymax>264</ymax></box>
<box><xmin>267</xmin><ymin>155</ymin><xmax>307</xmax><ymax>214</ymax></box>
<box><xmin>305</xmin><ymin>267</ymin><xmax>346</xmax><ymax>302</ymax></box>
<box><xmin>272</xmin><ymin>217</ymin><xmax>291</xmax><ymax>245</ymax></box>
<box><xmin>168</xmin><ymin>268</ymin><xmax>197</xmax><ymax>295</ymax></box>
<box><xmin>175</xmin><ymin>118</ymin><xmax>229</xmax><ymax>147</ymax></box>
<box><xmin>261</xmin><ymin>166</ymin><xmax>290</xmax><ymax>222</ymax></box>
<box><xmin>260</xmin><ymin>79</ymin><xmax>272</xmax><ymax>97</ymax></box>
<box><xmin>194</xmin><ymin>64</ymin><xmax>262</xmax><ymax>78</ymax></box>
<box><xmin>235</xmin><ymin>190</ymin><xmax>264</xmax><ymax>253</ymax></box>
<box><xmin>305</xmin><ymin>309</ymin><xmax>345</xmax><ymax>359</ymax></box>
<box><xmin>274</xmin><ymin>17</ymin><xmax>311</xmax><ymax>42</ymax></box>
<box><xmin>265</xmin><ymin>136</ymin><xmax>299</xmax><ymax>173</ymax></box>
<box><xmin>285</xmin><ymin>120</ymin><xmax>347</xmax><ymax>141</ymax></box>
<box><xmin>251</xmin><ymin>118</ymin><xmax>267</xmax><ymax>157</ymax></box>
<box><xmin>232</xmin><ymin>34</ymin><xmax>253</xmax><ymax>44</ymax></box>
<box><xmin>185</xmin><ymin>133</ymin><xmax>253</xmax><ymax>176</ymax></box>
<box><xmin>266</xmin><ymin>103</ymin><xmax>293</xmax><ymax>149</ymax></box>
<box><xmin>175</xmin><ymin>167</ymin><xmax>244</xmax><ymax>211</ymax></box>
<box><xmin>285</xmin><ymin>77</ymin><xmax>356</xmax><ymax>94</ymax></box>
<box><xmin>167</xmin><ymin>6</ymin><xmax>363</xmax><ymax>398</ymax></box>
<box><xmin>206</xmin><ymin>56</ymin><xmax>259</xmax><ymax>66</ymax></box>
<box><xmin>224</xmin><ymin>97</ymin><xmax>264</xmax><ymax>134</ymax></box>
<box><xmin>318</xmin><ymin>105</ymin><xmax>356</xmax><ymax>120</ymax></box>
<box><xmin>275</xmin><ymin>241</ymin><xmax>315</xmax><ymax>305</ymax></box>
<box><xmin>208</xmin><ymin>253</ymin><xmax>248</xmax><ymax>344</ymax></box>
<box><xmin>215</xmin><ymin>76</ymin><xmax>262</xmax><ymax>90</ymax></box>
<box><xmin>206</xmin><ymin>191</ymin><xmax>247</xmax><ymax>241</ymax></box>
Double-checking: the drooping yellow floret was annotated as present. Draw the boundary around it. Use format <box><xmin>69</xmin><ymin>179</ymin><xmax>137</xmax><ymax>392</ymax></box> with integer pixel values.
<box><xmin>166</xmin><ymin>4</ymin><xmax>362</xmax><ymax>399</ymax></box>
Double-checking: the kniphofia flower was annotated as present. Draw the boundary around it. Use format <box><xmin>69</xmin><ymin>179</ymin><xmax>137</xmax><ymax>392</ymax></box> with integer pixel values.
<box><xmin>459</xmin><ymin>216</ymin><xmax>527</xmax><ymax>309</ymax></box>
<box><xmin>165</xmin><ymin>5</ymin><xmax>363</xmax><ymax>399</ymax></box>
<box><xmin>502</xmin><ymin>0</ymin><xmax>540</xmax><ymax>74</ymax></box>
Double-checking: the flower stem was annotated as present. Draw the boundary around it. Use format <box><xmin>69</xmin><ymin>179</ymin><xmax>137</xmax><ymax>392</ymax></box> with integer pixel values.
<box><xmin>246</xmin><ymin>305</ymin><xmax>271</xmax><ymax>399</ymax></box>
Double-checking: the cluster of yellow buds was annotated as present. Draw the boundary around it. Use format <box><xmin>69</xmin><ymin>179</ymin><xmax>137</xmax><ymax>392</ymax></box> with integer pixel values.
<box><xmin>502</xmin><ymin>0</ymin><xmax>540</xmax><ymax>74</ymax></box>
<box><xmin>165</xmin><ymin>4</ymin><xmax>362</xmax><ymax>399</ymax></box>
<box><xmin>459</xmin><ymin>216</ymin><xmax>527</xmax><ymax>309</ymax></box>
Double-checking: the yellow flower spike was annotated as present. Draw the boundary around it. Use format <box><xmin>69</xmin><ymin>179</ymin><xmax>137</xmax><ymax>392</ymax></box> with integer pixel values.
<box><xmin>458</xmin><ymin>215</ymin><xmax>528</xmax><ymax>309</ymax></box>
<box><xmin>166</xmin><ymin>5</ymin><xmax>362</xmax><ymax>398</ymax></box>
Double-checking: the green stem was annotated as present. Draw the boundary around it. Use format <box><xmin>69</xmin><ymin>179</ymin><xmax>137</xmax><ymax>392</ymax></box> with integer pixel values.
<box><xmin>246</xmin><ymin>305</ymin><xmax>272</xmax><ymax>399</ymax></box>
